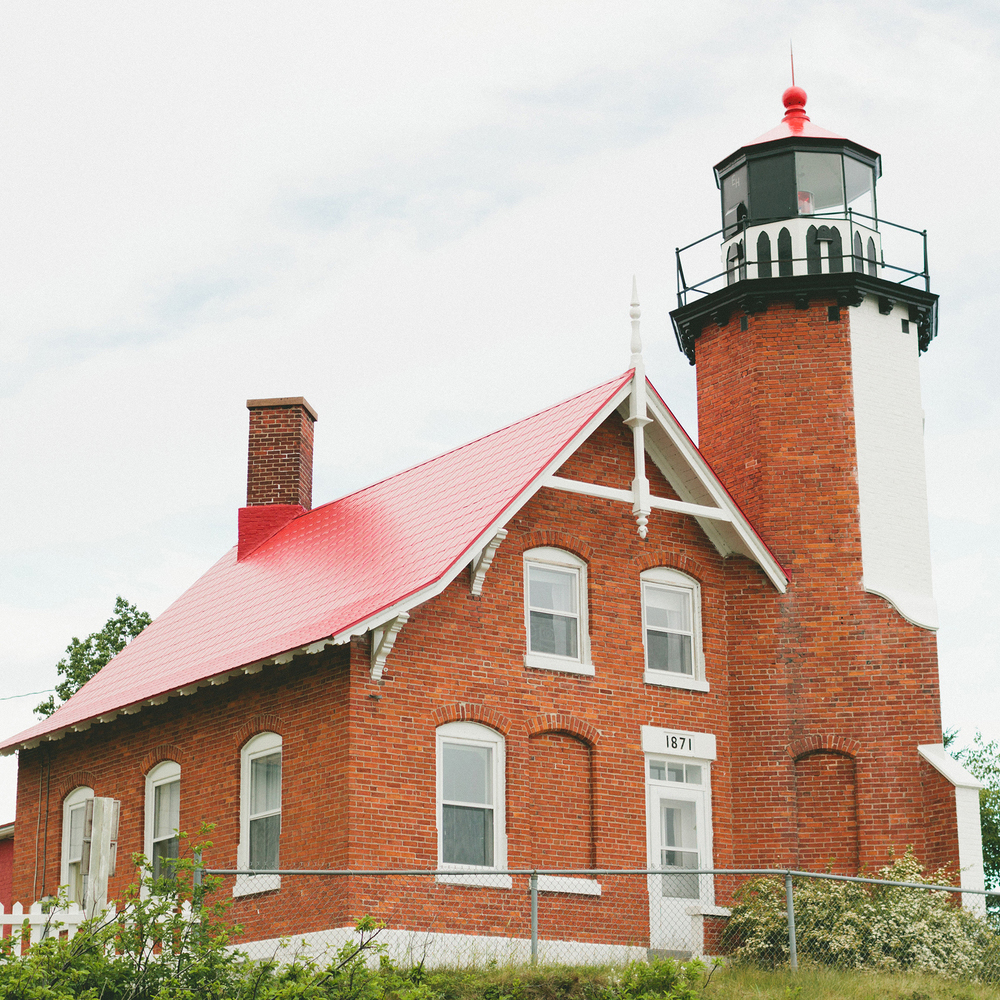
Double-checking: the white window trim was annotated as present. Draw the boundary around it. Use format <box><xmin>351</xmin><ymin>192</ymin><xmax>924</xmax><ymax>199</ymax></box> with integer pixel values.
<box><xmin>435</xmin><ymin>721</ymin><xmax>511</xmax><ymax>890</ymax></box>
<box><xmin>143</xmin><ymin>760</ymin><xmax>180</xmax><ymax>896</ymax></box>
<box><xmin>61</xmin><ymin>785</ymin><xmax>93</xmax><ymax>906</ymax></box>
<box><xmin>234</xmin><ymin>732</ymin><xmax>283</xmax><ymax>898</ymax></box>
<box><xmin>523</xmin><ymin>547</ymin><xmax>594</xmax><ymax>676</ymax></box>
<box><xmin>641</xmin><ymin>567</ymin><xmax>708</xmax><ymax>691</ymax></box>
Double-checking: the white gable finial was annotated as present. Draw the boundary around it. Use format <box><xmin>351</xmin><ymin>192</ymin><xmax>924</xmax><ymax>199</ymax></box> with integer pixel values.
<box><xmin>630</xmin><ymin>275</ymin><xmax>642</xmax><ymax>366</ymax></box>
<box><xmin>624</xmin><ymin>276</ymin><xmax>651</xmax><ymax>540</ymax></box>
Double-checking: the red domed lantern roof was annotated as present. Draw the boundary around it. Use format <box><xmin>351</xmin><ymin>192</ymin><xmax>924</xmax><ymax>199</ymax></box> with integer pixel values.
<box><xmin>714</xmin><ymin>87</ymin><xmax>881</xmax><ymax>182</ymax></box>
<box><xmin>746</xmin><ymin>87</ymin><xmax>846</xmax><ymax>145</ymax></box>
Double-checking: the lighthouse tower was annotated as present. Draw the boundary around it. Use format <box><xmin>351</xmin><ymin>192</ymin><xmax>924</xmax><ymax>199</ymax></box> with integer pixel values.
<box><xmin>671</xmin><ymin>89</ymin><xmax>985</xmax><ymax>897</ymax></box>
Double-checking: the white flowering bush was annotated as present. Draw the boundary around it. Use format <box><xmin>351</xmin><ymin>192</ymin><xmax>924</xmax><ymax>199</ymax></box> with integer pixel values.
<box><xmin>723</xmin><ymin>851</ymin><xmax>1000</xmax><ymax>981</ymax></box>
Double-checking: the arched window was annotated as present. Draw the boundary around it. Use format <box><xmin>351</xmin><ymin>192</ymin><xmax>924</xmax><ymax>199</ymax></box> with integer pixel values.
<box><xmin>866</xmin><ymin>237</ymin><xmax>877</xmax><ymax>277</ymax></box>
<box><xmin>641</xmin><ymin>567</ymin><xmax>707</xmax><ymax>692</ymax></box>
<box><xmin>777</xmin><ymin>227</ymin><xmax>793</xmax><ymax>277</ymax></box>
<box><xmin>144</xmin><ymin>760</ymin><xmax>180</xmax><ymax>881</ymax></box>
<box><xmin>756</xmin><ymin>231</ymin><xmax>772</xmax><ymax>279</ymax></box>
<box><xmin>61</xmin><ymin>786</ymin><xmax>93</xmax><ymax>905</ymax></box>
<box><xmin>853</xmin><ymin>231</ymin><xmax>864</xmax><ymax>273</ymax></box>
<box><xmin>234</xmin><ymin>733</ymin><xmax>282</xmax><ymax>897</ymax></box>
<box><xmin>436</xmin><ymin>721</ymin><xmax>509</xmax><ymax>887</ymax></box>
<box><xmin>523</xmin><ymin>547</ymin><xmax>592</xmax><ymax>675</ymax></box>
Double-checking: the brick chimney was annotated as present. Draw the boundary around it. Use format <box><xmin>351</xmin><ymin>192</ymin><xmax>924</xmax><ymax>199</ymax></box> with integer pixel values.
<box><xmin>238</xmin><ymin>397</ymin><xmax>318</xmax><ymax>560</ymax></box>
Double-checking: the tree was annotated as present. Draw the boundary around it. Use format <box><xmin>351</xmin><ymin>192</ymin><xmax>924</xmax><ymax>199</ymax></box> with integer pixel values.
<box><xmin>950</xmin><ymin>730</ymin><xmax>1000</xmax><ymax>918</ymax></box>
<box><xmin>34</xmin><ymin>596</ymin><xmax>151</xmax><ymax>718</ymax></box>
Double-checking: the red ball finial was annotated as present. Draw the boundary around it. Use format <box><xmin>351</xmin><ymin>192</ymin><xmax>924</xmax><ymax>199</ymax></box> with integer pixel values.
<box><xmin>781</xmin><ymin>86</ymin><xmax>810</xmax><ymax>130</ymax></box>
<box><xmin>782</xmin><ymin>86</ymin><xmax>807</xmax><ymax>111</ymax></box>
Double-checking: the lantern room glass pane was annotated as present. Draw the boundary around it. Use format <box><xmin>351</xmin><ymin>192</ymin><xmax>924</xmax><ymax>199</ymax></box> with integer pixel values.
<box><xmin>844</xmin><ymin>156</ymin><xmax>875</xmax><ymax>220</ymax></box>
<box><xmin>795</xmin><ymin>152</ymin><xmax>845</xmax><ymax>215</ymax></box>
<box><xmin>748</xmin><ymin>152</ymin><xmax>796</xmax><ymax>223</ymax></box>
<box><xmin>721</xmin><ymin>165</ymin><xmax>747</xmax><ymax>238</ymax></box>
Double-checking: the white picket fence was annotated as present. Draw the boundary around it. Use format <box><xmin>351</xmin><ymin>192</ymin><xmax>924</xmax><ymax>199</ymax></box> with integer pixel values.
<box><xmin>0</xmin><ymin>900</ymin><xmax>113</xmax><ymax>949</ymax></box>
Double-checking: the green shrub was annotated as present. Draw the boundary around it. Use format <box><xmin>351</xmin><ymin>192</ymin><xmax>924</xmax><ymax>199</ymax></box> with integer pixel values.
<box><xmin>723</xmin><ymin>850</ymin><xmax>1000</xmax><ymax>981</ymax></box>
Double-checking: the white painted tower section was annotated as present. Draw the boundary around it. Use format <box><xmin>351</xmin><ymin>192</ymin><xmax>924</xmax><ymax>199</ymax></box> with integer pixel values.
<box><xmin>849</xmin><ymin>297</ymin><xmax>938</xmax><ymax>630</ymax></box>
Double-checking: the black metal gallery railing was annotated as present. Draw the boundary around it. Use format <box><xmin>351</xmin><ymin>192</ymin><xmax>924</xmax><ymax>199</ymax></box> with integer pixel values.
<box><xmin>675</xmin><ymin>210</ymin><xmax>930</xmax><ymax>309</ymax></box>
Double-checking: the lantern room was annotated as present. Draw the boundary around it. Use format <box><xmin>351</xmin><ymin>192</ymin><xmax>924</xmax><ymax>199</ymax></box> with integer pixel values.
<box><xmin>714</xmin><ymin>87</ymin><xmax>883</xmax><ymax>281</ymax></box>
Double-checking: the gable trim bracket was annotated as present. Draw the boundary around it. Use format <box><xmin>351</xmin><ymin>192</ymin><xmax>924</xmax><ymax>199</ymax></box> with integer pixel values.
<box><xmin>371</xmin><ymin>612</ymin><xmax>409</xmax><ymax>681</ymax></box>
<box><xmin>470</xmin><ymin>529</ymin><xmax>508</xmax><ymax>596</ymax></box>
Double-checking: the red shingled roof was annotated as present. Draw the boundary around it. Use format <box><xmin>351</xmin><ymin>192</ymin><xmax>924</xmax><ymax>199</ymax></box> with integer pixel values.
<box><xmin>2</xmin><ymin>372</ymin><xmax>635</xmax><ymax>752</ymax></box>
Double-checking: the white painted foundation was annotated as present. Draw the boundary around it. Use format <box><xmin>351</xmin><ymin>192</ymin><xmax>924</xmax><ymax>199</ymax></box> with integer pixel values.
<box><xmin>232</xmin><ymin>925</ymin><xmax>649</xmax><ymax>968</ymax></box>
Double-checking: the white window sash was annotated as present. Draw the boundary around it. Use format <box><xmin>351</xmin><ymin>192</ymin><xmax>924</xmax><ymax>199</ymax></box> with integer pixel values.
<box><xmin>235</xmin><ymin>734</ymin><xmax>282</xmax><ymax>897</ymax></box>
<box><xmin>436</xmin><ymin>724</ymin><xmax>507</xmax><ymax>883</ymax></box>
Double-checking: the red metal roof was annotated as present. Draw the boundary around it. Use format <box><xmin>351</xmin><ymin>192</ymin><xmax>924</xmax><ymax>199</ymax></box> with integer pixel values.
<box><xmin>2</xmin><ymin>372</ymin><xmax>635</xmax><ymax>752</ymax></box>
<box><xmin>745</xmin><ymin>86</ymin><xmax>846</xmax><ymax>146</ymax></box>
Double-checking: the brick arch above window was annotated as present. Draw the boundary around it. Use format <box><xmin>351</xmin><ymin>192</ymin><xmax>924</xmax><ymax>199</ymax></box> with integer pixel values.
<box><xmin>58</xmin><ymin>771</ymin><xmax>99</xmax><ymax>801</ymax></box>
<box><xmin>432</xmin><ymin>703</ymin><xmax>513</xmax><ymax>736</ymax></box>
<box><xmin>630</xmin><ymin>551</ymin><xmax>708</xmax><ymax>583</ymax></box>
<box><xmin>139</xmin><ymin>744</ymin><xmax>185</xmax><ymax>776</ymax></box>
<box><xmin>525</xmin><ymin>714</ymin><xmax>601</xmax><ymax>748</ymax></box>
<box><xmin>787</xmin><ymin>734</ymin><xmax>862</xmax><ymax>760</ymax></box>
<box><xmin>235</xmin><ymin>714</ymin><xmax>284</xmax><ymax>749</ymax></box>
<box><xmin>515</xmin><ymin>531</ymin><xmax>593</xmax><ymax>564</ymax></box>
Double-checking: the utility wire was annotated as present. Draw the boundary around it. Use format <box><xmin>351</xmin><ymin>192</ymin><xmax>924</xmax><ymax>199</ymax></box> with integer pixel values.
<box><xmin>0</xmin><ymin>688</ymin><xmax>54</xmax><ymax>702</ymax></box>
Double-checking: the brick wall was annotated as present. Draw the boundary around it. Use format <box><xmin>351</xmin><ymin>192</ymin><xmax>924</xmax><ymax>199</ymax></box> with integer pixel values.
<box><xmin>920</xmin><ymin>758</ymin><xmax>960</xmax><ymax>874</ymax></box>
<box><xmin>795</xmin><ymin>751</ymin><xmax>859</xmax><ymax>873</ymax></box>
<box><xmin>10</xmin><ymin>390</ymin><xmax>961</xmax><ymax>945</ymax></box>
<box><xmin>529</xmin><ymin>732</ymin><xmax>594</xmax><ymax>869</ymax></box>
<box><xmin>696</xmin><ymin>298</ymin><xmax>953</xmax><ymax>877</ymax></box>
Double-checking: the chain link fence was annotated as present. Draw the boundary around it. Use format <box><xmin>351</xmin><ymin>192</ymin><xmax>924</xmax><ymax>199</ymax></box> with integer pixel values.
<box><xmin>201</xmin><ymin>866</ymin><xmax>1000</xmax><ymax>979</ymax></box>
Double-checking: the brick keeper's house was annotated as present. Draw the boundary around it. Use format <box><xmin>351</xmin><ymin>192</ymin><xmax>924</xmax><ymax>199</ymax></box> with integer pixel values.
<box><xmin>1</xmin><ymin>89</ymin><xmax>985</xmax><ymax>958</ymax></box>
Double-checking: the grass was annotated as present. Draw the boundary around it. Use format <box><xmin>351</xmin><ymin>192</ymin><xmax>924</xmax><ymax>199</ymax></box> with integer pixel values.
<box><xmin>404</xmin><ymin>962</ymin><xmax>1000</xmax><ymax>1000</ymax></box>
<box><xmin>705</xmin><ymin>965</ymin><xmax>1000</xmax><ymax>1000</ymax></box>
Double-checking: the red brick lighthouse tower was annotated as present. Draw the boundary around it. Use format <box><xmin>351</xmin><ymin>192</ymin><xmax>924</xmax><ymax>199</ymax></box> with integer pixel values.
<box><xmin>670</xmin><ymin>88</ymin><xmax>985</xmax><ymax>899</ymax></box>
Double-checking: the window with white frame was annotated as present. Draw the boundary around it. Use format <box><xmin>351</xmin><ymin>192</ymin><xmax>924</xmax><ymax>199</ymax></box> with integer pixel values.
<box><xmin>436</xmin><ymin>722</ymin><xmax>509</xmax><ymax>887</ymax></box>
<box><xmin>144</xmin><ymin>760</ymin><xmax>180</xmax><ymax>881</ymax></box>
<box><xmin>641</xmin><ymin>567</ymin><xmax>707</xmax><ymax>691</ymax></box>
<box><xmin>234</xmin><ymin>732</ymin><xmax>282</xmax><ymax>896</ymax></box>
<box><xmin>61</xmin><ymin>786</ymin><xmax>93</xmax><ymax>905</ymax></box>
<box><xmin>523</xmin><ymin>547</ymin><xmax>592</xmax><ymax>675</ymax></box>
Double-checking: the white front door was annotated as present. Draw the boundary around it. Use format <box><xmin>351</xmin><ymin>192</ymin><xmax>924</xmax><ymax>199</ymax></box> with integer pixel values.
<box><xmin>646</xmin><ymin>757</ymin><xmax>712</xmax><ymax>954</ymax></box>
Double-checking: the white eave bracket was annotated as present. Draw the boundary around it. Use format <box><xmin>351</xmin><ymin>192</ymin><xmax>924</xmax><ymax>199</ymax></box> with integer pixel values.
<box><xmin>371</xmin><ymin>612</ymin><xmax>409</xmax><ymax>681</ymax></box>
<box><xmin>470</xmin><ymin>529</ymin><xmax>508</xmax><ymax>596</ymax></box>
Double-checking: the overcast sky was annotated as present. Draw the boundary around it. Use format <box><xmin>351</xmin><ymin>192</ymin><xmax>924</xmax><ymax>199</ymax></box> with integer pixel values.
<box><xmin>0</xmin><ymin>1</ymin><xmax>997</xmax><ymax>822</ymax></box>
